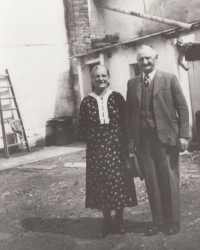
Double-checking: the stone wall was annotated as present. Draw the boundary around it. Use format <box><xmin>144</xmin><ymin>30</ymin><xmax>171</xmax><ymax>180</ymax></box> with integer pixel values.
<box><xmin>0</xmin><ymin>0</ymin><xmax>71</xmax><ymax>149</ymax></box>
<box><xmin>64</xmin><ymin>0</ymin><xmax>91</xmax><ymax>140</ymax></box>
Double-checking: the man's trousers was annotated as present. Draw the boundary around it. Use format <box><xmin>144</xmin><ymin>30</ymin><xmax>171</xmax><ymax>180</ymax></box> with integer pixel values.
<box><xmin>138</xmin><ymin>126</ymin><xmax>180</xmax><ymax>226</ymax></box>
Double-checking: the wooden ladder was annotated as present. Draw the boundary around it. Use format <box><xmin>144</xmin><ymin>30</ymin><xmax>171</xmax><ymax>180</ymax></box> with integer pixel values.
<box><xmin>0</xmin><ymin>69</ymin><xmax>30</xmax><ymax>158</ymax></box>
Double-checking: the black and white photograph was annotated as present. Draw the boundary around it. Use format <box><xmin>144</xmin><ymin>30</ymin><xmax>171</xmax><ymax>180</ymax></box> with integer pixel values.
<box><xmin>0</xmin><ymin>0</ymin><xmax>200</xmax><ymax>249</ymax></box>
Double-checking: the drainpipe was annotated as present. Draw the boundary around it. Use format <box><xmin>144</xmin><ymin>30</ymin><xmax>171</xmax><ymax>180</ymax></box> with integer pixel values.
<box><xmin>177</xmin><ymin>38</ymin><xmax>192</xmax><ymax>71</ymax></box>
<box><xmin>94</xmin><ymin>0</ymin><xmax>193</xmax><ymax>30</ymax></box>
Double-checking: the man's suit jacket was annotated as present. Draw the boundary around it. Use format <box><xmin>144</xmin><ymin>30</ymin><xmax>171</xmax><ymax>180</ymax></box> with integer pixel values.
<box><xmin>125</xmin><ymin>70</ymin><xmax>189</xmax><ymax>148</ymax></box>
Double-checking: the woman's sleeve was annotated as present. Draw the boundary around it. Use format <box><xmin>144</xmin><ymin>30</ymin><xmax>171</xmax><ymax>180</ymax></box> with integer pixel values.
<box><xmin>117</xmin><ymin>92</ymin><xmax>129</xmax><ymax>155</ymax></box>
<box><xmin>79</xmin><ymin>98</ymin><xmax>88</xmax><ymax>141</ymax></box>
<box><xmin>116</xmin><ymin>92</ymin><xmax>127</xmax><ymax>138</ymax></box>
<box><xmin>117</xmin><ymin>92</ymin><xmax>126</xmax><ymax>127</ymax></box>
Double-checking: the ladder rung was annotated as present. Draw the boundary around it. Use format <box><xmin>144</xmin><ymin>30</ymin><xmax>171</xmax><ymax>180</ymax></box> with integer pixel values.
<box><xmin>0</xmin><ymin>132</ymin><xmax>18</xmax><ymax>138</ymax></box>
<box><xmin>2</xmin><ymin>108</ymin><xmax>18</xmax><ymax>111</ymax></box>
<box><xmin>7</xmin><ymin>143</ymin><xmax>21</xmax><ymax>147</ymax></box>
<box><xmin>0</xmin><ymin>86</ymin><xmax>11</xmax><ymax>89</ymax></box>
<box><xmin>6</xmin><ymin>132</ymin><xmax>17</xmax><ymax>135</ymax></box>
<box><xmin>4</xmin><ymin>118</ymin><xmax>16</xmax><ymax>122</ymax></box>
<box><xmin>7</xmin><ymin>142</ymin><xmax>28</xmax><ymax>147</ymax></box>
<box><xmin>0</xmin><ymin>97</ymin><xmax>15</xmax><ymax>100</ymax></box>
<box><xmin>0</xmin><ymin>69</ymin><xmax>30</xmax><ymax>157</ymax></box>
<box><xmin>0</xmin><ymin>74</ymin><xmax>8</xmax><ymax>79</ymax></box>
<box><xmin>3</xmin><ymin>118</ymin><xmax>20</xmax><ymax>123</ymax></box>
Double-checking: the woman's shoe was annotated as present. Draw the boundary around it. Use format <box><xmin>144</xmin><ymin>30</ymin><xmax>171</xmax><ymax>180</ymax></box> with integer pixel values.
<box><xmin>115</xmin><ymin>223</ymin><xmax>125</xmax><ymax>234</ymax></box>
<box><xmin>114</xmin><ymin>209</ymin><xmax>125</xmax><ymax>234</ymax></box>
<box><xmin>99</xmin><ymin>220</ymin><xmax>113</xmax><ymax>238</ymax></box>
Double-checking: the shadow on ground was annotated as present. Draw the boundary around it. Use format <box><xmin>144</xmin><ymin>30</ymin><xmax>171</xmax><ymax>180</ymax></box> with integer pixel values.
<box><xmin>21</xmin><ymin>217</ymin><xmax>150</xmax><ymax>239</ymax></box>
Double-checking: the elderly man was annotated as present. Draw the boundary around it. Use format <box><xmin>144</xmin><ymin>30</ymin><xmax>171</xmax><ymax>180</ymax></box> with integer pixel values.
<box><xmin>125</xmin><ymin>45</ymin><xmax>189</xmax><ymax>236</ymax></box>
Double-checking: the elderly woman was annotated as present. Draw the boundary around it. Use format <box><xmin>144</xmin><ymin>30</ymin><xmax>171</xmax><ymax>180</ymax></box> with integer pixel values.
<box><xmin>79</xmin><ymin>65</ymin><xmax>137</xmax><ymax>237</ymax></box>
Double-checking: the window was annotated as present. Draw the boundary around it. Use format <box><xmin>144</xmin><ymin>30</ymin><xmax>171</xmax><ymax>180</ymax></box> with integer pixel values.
<box><xmin>129</xmin><ymin>63</ymin><xmax>141</xmax><ymax>78</ymax></box>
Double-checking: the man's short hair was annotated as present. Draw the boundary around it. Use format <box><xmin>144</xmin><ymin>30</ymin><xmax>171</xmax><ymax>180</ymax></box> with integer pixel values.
<box><xmin>136</xmin><ymin>44</ymin><xmax>157</xmax><ymax>59</ymax></box>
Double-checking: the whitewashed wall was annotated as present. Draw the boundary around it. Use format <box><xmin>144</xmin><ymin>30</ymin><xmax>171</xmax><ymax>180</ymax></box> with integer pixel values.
<box><xmin>89</xmin><ymin>0</ymin><xmax>200</xmax><ymax>39</ymax></box>
<box><xmin>0</xmin><ymin>0</ymin><xmax>72</xmax><ymax>148</ymax></box>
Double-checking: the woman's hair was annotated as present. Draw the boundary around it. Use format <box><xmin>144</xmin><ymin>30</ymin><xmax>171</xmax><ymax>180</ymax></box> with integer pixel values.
<box><xmin>91</xmin><ymin>65</ymin><xmax>110</xmax><ymax>78</ymax></box>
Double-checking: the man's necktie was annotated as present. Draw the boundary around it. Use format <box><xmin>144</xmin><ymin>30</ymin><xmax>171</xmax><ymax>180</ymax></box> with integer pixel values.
<box><xmin>144</xmin><ymin>74</ymin><xmax>150</xmax><ymax>88</ymax></box>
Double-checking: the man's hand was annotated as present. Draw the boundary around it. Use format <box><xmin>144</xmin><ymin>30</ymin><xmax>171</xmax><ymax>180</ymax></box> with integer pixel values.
<box><xmin>178</xmin><ymin>138</ymin><xmax>189</xmax><ymax>152</ymax></box>
<box><xmin>128</xmin><ymin>139</ymin><xmax>135</xmax><ymax>154</ymax></box>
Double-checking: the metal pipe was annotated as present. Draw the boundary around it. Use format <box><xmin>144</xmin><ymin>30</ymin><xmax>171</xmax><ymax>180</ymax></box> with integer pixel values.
<box><xmin>177</xmin><ymin>39</ymin><xmax>192</xmax><ymax>70</ymax></box>
<box><xmin>95</xmin><ymin>2</ymin><xmax>193</xmax><ymax>30</ymax></box>
<box><xmin>178</xmin><ymin>52</ymin><xmax>189</xmax><ymax>71</ymax></box>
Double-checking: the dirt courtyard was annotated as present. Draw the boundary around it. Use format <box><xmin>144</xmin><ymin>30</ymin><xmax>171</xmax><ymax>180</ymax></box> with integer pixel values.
<box><xmin>0</xmin><ymin>149</ymin><xmax>200</xmax><ymax>250</ymax></box>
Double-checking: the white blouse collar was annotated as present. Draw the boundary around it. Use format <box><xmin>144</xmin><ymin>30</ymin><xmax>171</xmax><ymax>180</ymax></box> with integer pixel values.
<box><xmin>89</xmin><ymin>89</ymin><xmax>113</xmax><ymax>124</ymax></box>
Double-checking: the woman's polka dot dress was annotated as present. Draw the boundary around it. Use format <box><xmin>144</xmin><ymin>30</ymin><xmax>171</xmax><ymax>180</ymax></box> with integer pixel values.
<box><xmin>79</xmin><ymin>91</ymin><xmax>138</xmax><ymax>210</ymax></box>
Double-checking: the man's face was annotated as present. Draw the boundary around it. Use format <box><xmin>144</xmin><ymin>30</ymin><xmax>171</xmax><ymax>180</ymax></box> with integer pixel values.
<box><xmin>92</xmin><ymin>66</ymin><xmax>109</xmax><ymax>90</ymax></box>
<box><xmin>137</xmin><ymin>47</ymin><xmax>158</xmax><ymax>74</ymax></box>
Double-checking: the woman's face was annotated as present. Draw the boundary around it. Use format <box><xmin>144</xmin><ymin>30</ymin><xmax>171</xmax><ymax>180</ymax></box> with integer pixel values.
<box><xmin>92</xmin><ymin>66</ymin><xmax>109</xmax><ymax>91</ymax></box>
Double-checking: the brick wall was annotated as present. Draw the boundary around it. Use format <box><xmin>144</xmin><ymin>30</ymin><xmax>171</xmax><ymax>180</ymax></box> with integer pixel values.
<box><xmin>63</xmin><ymin>0</ymin><xmax>91</xmax><ymax>140</ymax></box>
<box><xmin>65</xmin><ymin>0</ymin><xmax>91</xmax><ymax>56</ymax></box>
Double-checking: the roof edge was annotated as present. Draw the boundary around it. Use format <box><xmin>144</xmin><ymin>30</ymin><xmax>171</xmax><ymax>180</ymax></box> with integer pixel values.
<box><xmin>69</xmin><ymin>21</ymin><xmax>200</xmax><ymax>59</ymax></box>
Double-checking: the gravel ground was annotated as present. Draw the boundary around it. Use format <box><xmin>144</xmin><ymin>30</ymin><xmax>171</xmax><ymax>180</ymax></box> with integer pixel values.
<box><xmin>0</xmin><ymin>149</ymin><xmax>200</xmax><ymax>250</ymax></box>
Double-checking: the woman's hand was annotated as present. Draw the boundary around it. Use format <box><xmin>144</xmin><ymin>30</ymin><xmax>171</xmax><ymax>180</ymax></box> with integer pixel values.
<box><xmin>128</xmin><ymin>139</ymin><xmax>135</xmax><ymax>154</ymax></box>
<box><xmin>126</xmin><ymin>158</ymin><xmax>132</xmax><ymax>170</ymax></box>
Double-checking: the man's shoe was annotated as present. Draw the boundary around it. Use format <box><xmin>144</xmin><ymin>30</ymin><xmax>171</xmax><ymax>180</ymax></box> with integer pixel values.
<box><xmin>166</xmin><ymin>225</ymin><xmax>180</xmax><ymax>236</ymax></box>
<box><xmin>145</xmin><ymin>225</ymin><xmax>163</xmax><ymax>236</ymax></box>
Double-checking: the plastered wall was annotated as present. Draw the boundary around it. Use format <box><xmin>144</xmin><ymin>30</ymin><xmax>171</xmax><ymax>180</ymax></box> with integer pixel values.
<box><xmin>142</xmin><ymin>0</ymin><xmax>200</xmax><ymax>35</ymax></box>
<box><xmin>89</xmin><ymin>0</ymin><xmax>145</xmax><ymax>40</ymax></box>
<box><xmin>0</xmin><ymin>0</ymin><xmax>72</xmax><ymax>148</ymax></box>
<box><xmin>89</xmin><ymin>0</ymin><xmax>200</xmax><ymax>40</ymax></box>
